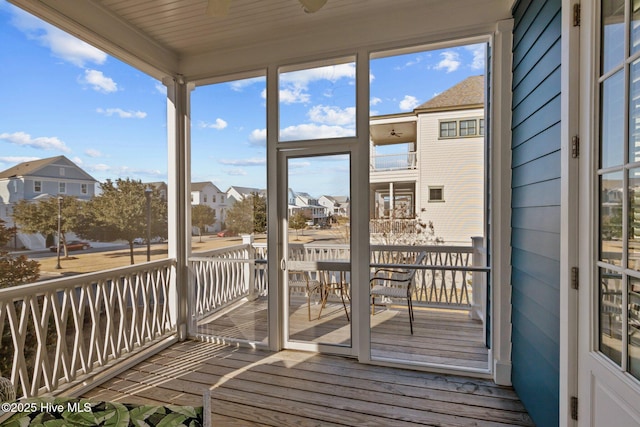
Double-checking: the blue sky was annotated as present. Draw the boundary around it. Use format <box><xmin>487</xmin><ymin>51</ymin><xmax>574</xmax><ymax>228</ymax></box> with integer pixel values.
<box><xmin>0</xmin><ymin>0</ymin><xmax>485</xmax><ymax>197</ymax></box>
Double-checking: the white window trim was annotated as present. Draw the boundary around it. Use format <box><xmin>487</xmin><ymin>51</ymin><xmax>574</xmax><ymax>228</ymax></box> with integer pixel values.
<box><xmin>428</xmin><ymin>186</ymin><xmax>445</xmax><ymax>202</ymax></box>
<box><xmin>34</xmin><ymin>180</ymin><xmax>42</xmax><ymax>193</ymax></box>
<box><xmin>59</xmin><ymin>182</ymin><xmax>66</xmax><ymax>194</ymax></box>
<box><xmin>439</xmin><ymin>117</ymin><xmax>485</xmax><ymax>139</ymax></box>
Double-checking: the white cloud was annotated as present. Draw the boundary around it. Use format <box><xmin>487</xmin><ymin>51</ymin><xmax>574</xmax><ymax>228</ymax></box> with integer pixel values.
<box><xmin>82</xmin><ymin>70</ymin><xmax>118</xmax><ymax>93</ymax></box>
<box><xmin>434</xmin><ymin>51</ymin><xmax>461</xmax><ymax>73</ymax></box>
<box><xmin>0</xmin><ymin>156</ymin><xmax>40</xmax><ymax>165</ymax></box>
<box><xmin>72</xmin><ymin>156</ymin><xmax>83</xmax><ymax>165</ymax></box>
<box><xmin>218</xmin><ymin>158</ymin><xmax>266</xmax><ymax>166</ymax></box>
<box><xmin>85</xmin><ymin>149</ymin><xmax>103</xmax><ymax>158</ymax></box>
<box><xmin>226</xmin><ymin>168</ymin><xmax>248</xmax><ymax>176</ymax></box>
<box><xmin>155</xmin><ymin>82</ymin><xmax>167</xmax><ymax>95</ymax></box>
<box><xmin>278</xmin><ymin>88</ymin><xmax>310</xmax><ymax>104</ymax></box>
<box><xmin>199</xmin><ymin>118</ymin><xmax>228</xmax><ymax>130</ymax></box>
<box><xmin>308</xmin><ymin>105</ymin><xmax>355</xmax><ymax>126</ymax></box>
<box><xmin>280</xmin><ymin>63</ymin><xmax>356</xmax><ymax>88</ymax></box>
<box><xmin>0</xmin><ymin>131</ymin><xmax>71</xmax><ymax>153</ymax></box>
<box><xmin>229</xmin><ymin>77</ymin><xmax>265</xmax><ymax>91</ymax></box>
<box><xmin>85</xmin><ymin>163</ymin><xmax>164</xmax><ymax>178</ymax></box>
<box><xmin>399</xmin><ymin>95</ymin><xmax>420</xmax><ymax>111</ymax></box>
<box><xmin>289</xmin><ymin>161</ymin><xmax>311</xmax><ymax>169</ymax></box>
<box><xmin>466</xmin><ymin>44</ymin><xmax>486</xmax><ymax>70</ymax></box>
<box><xmin>96</xmin><ymin>108</ymin><xmax>147</xmax><ymax>119</ymax></box>
<box><xmin>249</xmin><ymin>129</ymin><xmax>267</xmax><ymax>146</ymax></box>
<box><xmin>274</xmin><ymin>63</ymin><xmax>356</xmax><ymax>105</ymax></box>
<box><xmin>280</xmin><ymin>124</ymin><xmax>354</xmax><ymax>141</ymax></box>
<box><xmin>370</xmin><ymin>97</ymin><xmax>382</xmax><ymax>106</ymax></box>
<box><xmin>9</xmin><ymin>6</ymin><xmax>106</xmax><ymax>67</ymax></box>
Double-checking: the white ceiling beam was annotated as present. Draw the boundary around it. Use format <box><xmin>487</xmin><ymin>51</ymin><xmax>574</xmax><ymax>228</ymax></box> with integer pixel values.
<box><xmin>8</xmin><ymin>0</ymin><xmax>179</xmax><ymax>80</ymax></box>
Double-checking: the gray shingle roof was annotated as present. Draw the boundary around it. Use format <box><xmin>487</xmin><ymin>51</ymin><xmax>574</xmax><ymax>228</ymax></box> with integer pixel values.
<box><xmin>415</xmin><ymin>75</ymin><xmax>484</xmax><ymax>112</ymax></box>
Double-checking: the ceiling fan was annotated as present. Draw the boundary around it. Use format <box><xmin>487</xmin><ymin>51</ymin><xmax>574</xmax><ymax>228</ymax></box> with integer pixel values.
<box><xmin>390</xmin><ymin>129</ymin><xmax>403</xmax><ymax>137</ymax></box>
<box><xmin>207</xmin><ymin>0</ymin><xmax>328</xmax><ymax>17</ymax></box>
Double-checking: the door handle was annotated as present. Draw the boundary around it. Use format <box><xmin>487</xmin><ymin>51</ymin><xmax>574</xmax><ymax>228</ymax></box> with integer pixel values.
<box><xmin>280</xmin><ymin>258</ymin><xmax>286</xmax><ymax>270</ymax></box>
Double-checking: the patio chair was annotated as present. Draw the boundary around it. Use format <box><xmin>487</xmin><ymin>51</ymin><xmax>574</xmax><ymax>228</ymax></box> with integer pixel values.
<box><xmin>370</xmin><ymin>251</ymin><xmax>426</xmax><ymax>334</ymax></box>
<box><xmin>288</xmin><ymin>261</ymin><xmax>323</xmax><ymax>321</ymax></box>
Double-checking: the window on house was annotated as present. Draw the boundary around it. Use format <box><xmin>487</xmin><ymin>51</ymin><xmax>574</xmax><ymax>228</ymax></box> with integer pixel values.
<box><xmin>190</xmin><ymin>194</ymin><xmax>194</xmax><ymax>202</ymax></box>
<box><xmin>204</xmin><ymin>195</ymin><xmax>208</xmax><ymax>203</ymax></box>
<box><xmin>81</xmin><ymin>183</ymin><xmax>88</xmax><ymax>194</ymax></box>
<box><xmin>59</xmin><ymin>182</ymin><xmax>66</xmax><ymax>193</ymax></box>
<box><xmin>59</xmin><ymin>167</ymin><xmax>65</xmax><ymax>176</ymax></box>
<box><xmin>221</xmin><ymin>196</ymin><xmax>225</xmax><ymax>203</ymax></box>
<box><xmin>440</xmin><ymin>121</ymin><xmax>457</xmax><ymax>137</ymax></box>
<box><xmin>479</xmin><ymin>118</ymin><xmax>485</xmax><ymax>135</ymax></box>
<box><xmin>460</xmin><ymin>119</ymin><xmax>477</xmax><ymax>136</ymax></box>
<box><xmin>34</xmin><ymin>181</ymin><xmax>42</xmax><ymax>192</ymax></box>
<box><xmin>428</xmin><ymin>186</ymin><xmax>444</xmax><ymax>202</ymax></box>
<box><xmin>213</xmin><ymin>195</ymin><xmax>216</xmax><ymax>203</ymax></box>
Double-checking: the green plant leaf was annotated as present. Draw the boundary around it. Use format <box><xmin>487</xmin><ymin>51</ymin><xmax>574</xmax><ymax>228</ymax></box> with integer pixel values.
<box><xmin>43</xmin><ymin>420</ymin><xmax>71</xmax><ymax>427</ymax></box>
<box><xmin>1</xmin><ymin>414</ymin><xmax>32</xmax><ymax>427</ymax></box>
<box><xmin>155</xmin><ymin>412</ymin><xmax>188</xmax><ymax>427</ymax></box>
<box><xmin>129</xmin><ymin>405</ymin><xmax>162</xmax><ymax>426</ymax></box>
<box><xmin>164</xmin><ymin>405</ymin><xmax>199</xmax><ymax>418</ymax></box>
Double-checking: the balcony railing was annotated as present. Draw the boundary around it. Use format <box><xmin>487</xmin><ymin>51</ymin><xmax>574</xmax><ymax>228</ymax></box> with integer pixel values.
<box><xmin>0</xmin><ymin>240</ymin><xmax>487</xmax><ymax>399</ymax></box>
<box><xmin>0</xmin><ymin>259</ymin><xmax>176</xmax><ymax>399</ymax></box>
<box><xmin>370</xmin><ymin>152</ymin><xmax>417</xmax><ymax>171</ymax></box>
<box><xmin>190</xmin><ymin>238</ymin><xmax>487</xmax><ymax>323</ymax></box>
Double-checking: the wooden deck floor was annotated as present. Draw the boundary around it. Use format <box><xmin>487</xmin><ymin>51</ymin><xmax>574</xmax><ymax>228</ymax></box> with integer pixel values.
<box><xmin>83</xmin><ymin>340</ymin><xmax>534</xmax><ymax>426</ymax></box>
<box><xmin>195</xmin><ymin>296</ymin><xmax>488</xmax><ymax>370</ymax></box>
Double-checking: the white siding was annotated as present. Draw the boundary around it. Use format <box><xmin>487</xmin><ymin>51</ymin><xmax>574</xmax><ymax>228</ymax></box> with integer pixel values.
<box><xmin>417</xmin><ymin>109</ymin><xmax>484</xmax><ymax>245</ymax></box>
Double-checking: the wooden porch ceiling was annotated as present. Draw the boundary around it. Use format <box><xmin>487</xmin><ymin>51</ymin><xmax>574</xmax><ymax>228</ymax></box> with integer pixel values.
<box><xmin>9</xmin><ymin>0</ymin><xmax>513</xmax><ymax>80</ymax></box>
<box><xmin>84</xmin><ymin>340</ymin><xmax>534</xmax><ymax>426</ymax></box>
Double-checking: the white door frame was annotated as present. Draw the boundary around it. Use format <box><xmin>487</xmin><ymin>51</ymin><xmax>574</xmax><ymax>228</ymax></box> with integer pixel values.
<box><xmin>277</xmin><ymin>148</ymin><xmax>356</xmax><ymax>356</ymax></box>
<box><xmin>577</xmin><ymin>1</ymin><xmax>640</xmax><ymax>424</ymax></box>
<box><xmin>560</xmin><ymin>0</ymin><xmax>581</xmax><ymax>424</ymax></box>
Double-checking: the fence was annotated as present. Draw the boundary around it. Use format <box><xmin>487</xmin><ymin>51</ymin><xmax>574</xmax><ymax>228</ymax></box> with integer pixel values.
<box><xmin>0</xmin><ymin>259</ymin><xmax>175</xmax><ymax>399</ymax></box>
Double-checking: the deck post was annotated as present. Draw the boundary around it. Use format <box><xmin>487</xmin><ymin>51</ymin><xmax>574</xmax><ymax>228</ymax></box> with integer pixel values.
<box><xmin>243</xmin><ymin>234</ymin><xmax>257</xmax><ymax>301</ymax></box>
<box><xmin>470</xmin><ymin>236</ymin><xmax>486</xmax><ymax>322</ymax></box>
<box><xmin>165</xmin><ymin>76</ymin><xmax>193</xmax><ymax>340</ymax></box>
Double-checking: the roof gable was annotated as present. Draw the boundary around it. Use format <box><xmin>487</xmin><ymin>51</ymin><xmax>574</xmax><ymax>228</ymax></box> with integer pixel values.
<box><xmin>415</xmin><ymin>75</ymin><xmax>484</xmax><ymax>112</ymax></box>
<box><xmin>0</xmin><ymin>155</ymin><xmax>97</xmax><ymax>182</ymax></box>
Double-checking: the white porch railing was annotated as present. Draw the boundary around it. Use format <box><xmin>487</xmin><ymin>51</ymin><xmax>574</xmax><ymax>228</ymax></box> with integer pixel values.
<box><xmin>190</xmin><ymin>239</ymin><xmax>488</xmax><ymax>321</ymax></box>
<box><xmin>0</xmin><ymin>259</ymin><xmax>176</xmax><ymax>399</ymax></box>
<box><xmin>370</xmin><ymin>152</ymin><xmax>417</xmax><ymax>171</ymax></box>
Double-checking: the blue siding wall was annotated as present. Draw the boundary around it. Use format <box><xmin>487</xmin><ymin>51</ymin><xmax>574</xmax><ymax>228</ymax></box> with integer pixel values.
<box><xmin>511</xmin><ymin>0</ymin><xmax>561</xmax><ymax>425</ymax></box>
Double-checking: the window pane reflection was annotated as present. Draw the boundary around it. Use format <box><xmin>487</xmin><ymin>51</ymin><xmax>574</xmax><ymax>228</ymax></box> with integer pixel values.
<box><xmin>602</xmin><ymin>0</ymin><xmax>625</xmax><ymax>74</ymax></box>
<box><xmin>633</xmin><ymin>0</ymin><xmax>640</xmax><ymax>56</ymax></box>
<box><xmin>630</xmin><ymin>278</ymin><xmax>640</xmax><ymax>379</ymax></box>
<box><xmin>601</xmin><ymin>71</ymin><xmax>624</xmax><ymax>168</ymax></box>
<box><xmin>631</xmin><ymin>169</ymin><xmax>640</xmax><ymax>269</ymax></box>
<box><xmin>630</xmin><ymin>60</ymin><xmax>640</xmax><ymax>163</ymax></box>
<box><xmin>601</xmin><ymin>172</ymin><xmax>624</xmax><ymax>266</ymax></box>
<box><xmin>600</xmin><ymin>268</ymin><xmax>623</xmax><ymax>366</ymax></box>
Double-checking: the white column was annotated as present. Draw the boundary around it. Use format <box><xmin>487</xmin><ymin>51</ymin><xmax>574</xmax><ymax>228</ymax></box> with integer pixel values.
<box><xmin>164</xmin><ymin>75</ymin><xmax>193</xmax><ymax>340</ymax></box>
<box><xmin>243</xmin><ymin>234</ymin><xmax>256</xmax><ymax>301</ymax></box>
<box><xmin>389</xmin><ymin>182</ymin><xmax>394</xmax><ymax>219</ymax></box>
<box><xmin>491</xmin><ymin>19</ymin><xmax>514</xmax><ymax>386</ymax></box>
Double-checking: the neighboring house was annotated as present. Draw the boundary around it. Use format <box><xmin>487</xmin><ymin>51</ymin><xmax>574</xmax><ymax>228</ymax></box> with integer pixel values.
<box><xmin>146</xmin><ymin>181</ymin><xmax>168</xmax><ymax>200</ymax></box>
<box><xmin>0</xmin><ymin>156</ymin><xmax>97</xmax><ymax>249</ymax></box>
<box><xmin>318</xmin><ymin>195</ymin><xmax>350</xmax><ymax>217</ymax></box>
<box><xmin>226</xmin><ymin>186</ymin><xmax>266</xmax><ymax>205</ymax></box>
<box><xmin>288</xmin><ymin>189</ymin><xmax>327</xmax><ymax>224</ymax></box>
<box><xmin>191</xmin><ymin>181</ymin><xmax>226</xmax><ymax>232</ymax></box>
<box><xmin>369</xmin><ymin>75</ymin><xmax>485</xmax><ymax>245</ymax></box>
